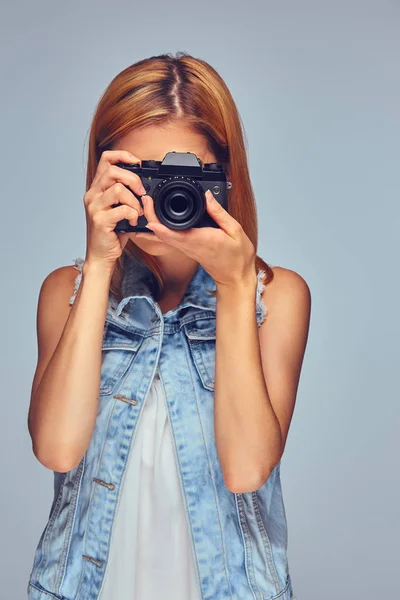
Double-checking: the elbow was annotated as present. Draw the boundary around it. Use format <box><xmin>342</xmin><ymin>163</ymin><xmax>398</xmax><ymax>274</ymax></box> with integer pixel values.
<box><xmin>29</xmin><ymin>421</ymin><xmax>86</xmax><ymax>472</ymax></box>
<box><xmin>225</xmin><ymin>459</ymin><xmax>281</xmax><ymax>494</ymax></box>
<box><xmin>226</xmin><ymin>473</ymin><xmax>266</xmax><ymax>494</ymax></box>
<box><xmin>32</xmin><ymin>442</ymin><xmax>83</xmax><ymax>473</ymax></box>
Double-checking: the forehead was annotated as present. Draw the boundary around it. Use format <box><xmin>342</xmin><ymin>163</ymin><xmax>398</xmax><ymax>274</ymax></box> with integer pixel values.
<box><xmin>112</xmin><ymin>123</ymin><xmax>213</xmax><ymax>163</ymax></box>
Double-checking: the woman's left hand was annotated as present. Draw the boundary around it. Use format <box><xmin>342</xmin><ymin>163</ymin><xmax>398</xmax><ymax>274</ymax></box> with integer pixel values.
<box><xmin>135</xmin><ymin>190</ymin><xmax>256</xmax><ymax>288</ymax></box>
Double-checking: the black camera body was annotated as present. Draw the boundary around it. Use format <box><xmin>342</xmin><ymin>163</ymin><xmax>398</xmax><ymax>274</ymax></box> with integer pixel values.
<box><xmin>113</xmin><ymin>151</ymin><xmax>230</xmax><ymax>233</ymax></box>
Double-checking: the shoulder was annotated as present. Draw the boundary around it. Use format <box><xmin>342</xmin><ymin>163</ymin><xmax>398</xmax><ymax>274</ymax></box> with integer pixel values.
<box><xmin>32</xmin><ymin>260</ymin><xmax>84</xmax><ymax>404</ymax></box>
<box><xmin>261</xmin><ymin>265</ymin><xmax>311</xmax><ymax>318</ymax></box>
<box><xmin>39</xmin><ymin>258</ymin><xmax>84</xmax><ymax>308</ymax></box>
<box><xmin>40</xmin><ymin>265</ymin><xmax>78</xmax><ymax>294</ymax></box>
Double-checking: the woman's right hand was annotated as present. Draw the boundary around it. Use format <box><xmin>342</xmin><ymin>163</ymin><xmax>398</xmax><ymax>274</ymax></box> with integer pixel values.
<box><xmin>83</xmin><ymin>149</ymin><xmax>146</xmax><ymax>270</ymax></box>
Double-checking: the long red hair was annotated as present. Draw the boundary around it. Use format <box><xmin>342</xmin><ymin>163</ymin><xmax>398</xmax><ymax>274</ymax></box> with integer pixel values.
<box><xmin>85</xmin><ymin>52</ymin><xmax>273</xmax><ymax>301</ymax></box>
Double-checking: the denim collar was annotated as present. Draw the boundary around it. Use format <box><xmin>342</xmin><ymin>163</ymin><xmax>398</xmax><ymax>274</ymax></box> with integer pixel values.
<box><xmin>115</xmin><ymin>253</ymin><xmax>217</xmax><ymax>317</ymax></box>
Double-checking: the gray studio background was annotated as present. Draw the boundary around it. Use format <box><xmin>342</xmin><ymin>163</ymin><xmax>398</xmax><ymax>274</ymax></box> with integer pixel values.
<box><xmin>1</xmin><ymin>1</ymin><xmax>398</xmax><ymax>598</ymax></box>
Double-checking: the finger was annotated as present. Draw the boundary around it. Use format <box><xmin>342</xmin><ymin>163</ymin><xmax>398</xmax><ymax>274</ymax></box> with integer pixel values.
<box><xmin>95</xmin><ymin>149</ymin><xmax>140</xmax><ymax>181</ymax></box>
<box><xmin>97</xmin><ymin>182</ymin><xmax>144</xmax><ymax>215</ymax></box>
<box><xmin>144</xmin><ymin>220</ymin><xmax>198</xmax><ymax>250</ymax></box>
<box><xmin>141</xmin><ymin>194</ymin><xmax>161</xmax><ymax>226</ymax></box>
<box><xmin>100</xmin><ymin>203</ymin><xmax>140</xmax><ymax>228</ymax></box>
<box><xmin>95</xmin><ymin>164</ymin><xmax>147</xmax><ymax>198</ymax></box>
<box><xmin>205</xmin><ymin>189</ymin><xmax>239</xmax><ymax>239</ymax></box>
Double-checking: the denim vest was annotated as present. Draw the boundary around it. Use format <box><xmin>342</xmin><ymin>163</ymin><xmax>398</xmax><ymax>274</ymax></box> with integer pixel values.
<box><xmin>27</xmin><ymin>254</ymin><xmax>296</xmax><ymax>600</ymax></box>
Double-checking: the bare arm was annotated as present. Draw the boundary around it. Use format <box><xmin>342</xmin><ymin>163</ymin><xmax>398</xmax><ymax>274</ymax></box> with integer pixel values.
<box><xmin>214</xmin><ymin>266</ymin><xmax>311</xmax><ymax>493</ymax></box>
<box><xmin>28</xmin><ymin>260</ymin><xmax>114</xmax><ymax>472</ymax></box>
<box><xmin>27</xmin><ymin>149</ymin><xmax>148</xmax><ymax>472</ymax></box>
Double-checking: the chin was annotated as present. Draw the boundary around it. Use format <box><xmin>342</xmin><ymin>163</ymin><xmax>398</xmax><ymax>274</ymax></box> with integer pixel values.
<box><xmin>131</xmin><ymin>237</ymin><xmax>172</xmax><ymax>256</ymax></box>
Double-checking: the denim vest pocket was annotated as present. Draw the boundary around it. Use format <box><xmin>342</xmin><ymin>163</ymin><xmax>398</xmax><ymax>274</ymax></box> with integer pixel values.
<box><xmin>183</xmin><ymin>318</ymin><xmax>216</xmax><ymax>391</ymax></box>
<box><xmin>100</xmin><ymin>321</ymin><xmax>144</xmax><ymax>395</ymax></box>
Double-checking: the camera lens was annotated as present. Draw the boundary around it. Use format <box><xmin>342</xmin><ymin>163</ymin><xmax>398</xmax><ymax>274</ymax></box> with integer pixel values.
<box><xmin>154</xmin><ymin>178</ymin><xmax>204</xmax><ymax>230</ymax></box>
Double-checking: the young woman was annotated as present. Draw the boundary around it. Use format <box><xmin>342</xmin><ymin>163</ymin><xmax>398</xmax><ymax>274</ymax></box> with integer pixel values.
<box><xmin>27</xmin><ymin>52</ymin><xmax>310</xmax><ymax>600</ymax></box>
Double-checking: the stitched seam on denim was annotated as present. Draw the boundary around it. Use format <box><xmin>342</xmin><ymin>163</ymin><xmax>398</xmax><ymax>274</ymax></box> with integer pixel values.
<box><xmin>267</xmin><ymin>577</ymin><xmax>291</xmax><ymax>600</ymax></box>
<box><xmin>100</xmin><ymin>329</ymin><xmax>144</xmax><ymax>394</ymax></box>
<box><xmin>101</xmin><ymin>341</ymin><xmax>144</xmax><ymax>349</ymax></box>
<box><xmin>165</xmin><ymin>345</ymin><xmax>204</xmax><ymax>600</ymax></box>
<box><xmin>187</xmin><ymin>340</ymin><xmax>215</xmax><ymax>391</ymax></box>
<box><xmin>99</xmin><ymin>351</ymin><xmax>136</xmax><ymax>395</ymax></box>
<box><xmin>278</xmin><ymin>467</ymin><xmax>290</xmax><ymax>548</ymax></box>
<box><xmin>34</xmin><ymin>470</ymin><xmax>67</xmax><ymax>580</ymax></box>
<box><xmin>180</xmin><ymin>313</ymin><xmax>216</xmax><ymax>330</ymax></box>
<box><xmin>182</xmin><ymin>315</ymin><xmax>216</xmax><ymax>334</ymax></box>
<box><xmin>48</xmin><ymin>472</ymin><xmax>67</xmax><ymax>521</ymax></box>
<box><xmin>235</xmin><ymin>494</ymin><xmax>262</xmax><ymax>600</ymax></box>
<box><xmin>56</xmin><ymin>462</ymin><xmax>82</xmax><ymax>587</ymax></box>
<box><xmin>74</xmin><ymin>395</ymin><xmax>118</xmax><ymax>598</ymax></box>
<box><xmin>97</xmin><ymin>355</ymin><xmax>161</xmax><ymax>599</ymax></box>
<box><xmin>56</xmin><ymin>456</ymin><xmax>86</xmax><ymax>592</ymax></box>
<box><xmin>252</xmin><ymin>491</ymin><xmax>280</xmax><ymax>594</ymax></box>
<box><xmin>28</xmin><ymin>581</ymin><xmax>63</xmax><ymax>600</ymax></box>
<box><xmin>184</xmin><ymin>331</ymin><xmax>216</xmax><ymax>340</ymax></box>
<box><xmin>183</xmin><ymin>321</ymin><xmax>216</xmax><ymax>390</ymax></box>
<box><xmin>104</xmin><ymin>316</ymin><xmax>150</xmax><ymax>338</ymax></box>
<box><xmin>234</xmin><ymin>494</ymin><xmax>259</xmax><ymax>600</ymax></box>
<box><xmin>181</xmin><ymin>332</ymin><xmax>233</xmax><ymax>599</ymax></box>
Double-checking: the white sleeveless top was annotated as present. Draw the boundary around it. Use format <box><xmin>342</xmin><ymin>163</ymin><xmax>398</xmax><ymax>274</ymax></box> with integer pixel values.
<box><xmin>98</xmin><ymin>370</ymin><xmax>201</xmax><ymax>600</ymax></box>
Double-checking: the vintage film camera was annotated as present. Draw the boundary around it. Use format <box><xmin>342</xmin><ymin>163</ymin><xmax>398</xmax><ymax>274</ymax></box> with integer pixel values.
<box><xmin>113</xmin><ymin>151</ymin><xmax>231</xmax><ymax>233</ymax></box>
